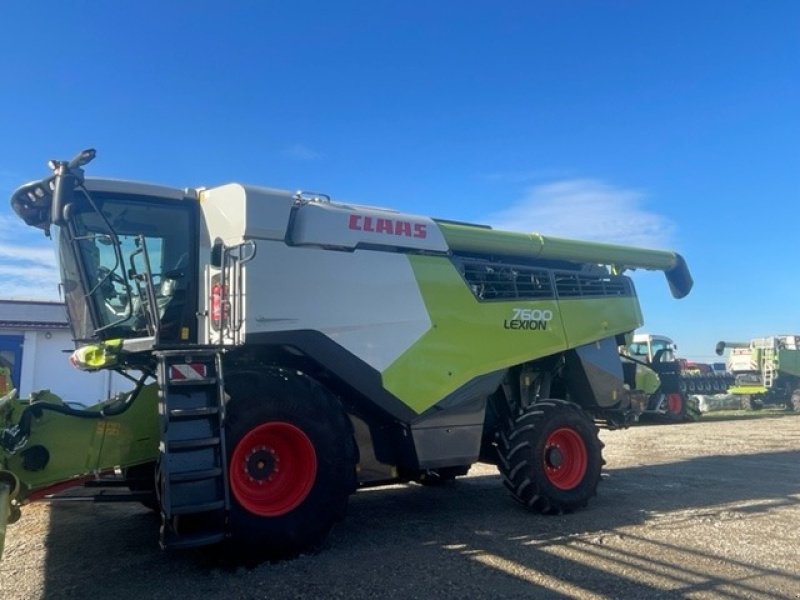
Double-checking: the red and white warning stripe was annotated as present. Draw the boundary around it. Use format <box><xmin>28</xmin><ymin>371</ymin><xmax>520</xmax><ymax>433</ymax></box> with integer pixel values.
<box><xmin>169</xmin><ymin>363</ymin><xmax>208</xmax><ymax>381</ymax></box>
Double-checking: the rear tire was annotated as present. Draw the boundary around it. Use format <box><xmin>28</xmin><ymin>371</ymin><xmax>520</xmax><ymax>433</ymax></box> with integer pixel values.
<box><xmin>742</xmin><ymin>395</ymin><xmax>763</xmax><ymax>410</ymax></box>
<box><xmin>790</xmin><ymin>389</ymin><xmax>800</xmax><ymax>412</ymax></box>
<box><xmin>224</xmin><ymin>369</ymin><xmax>357</xmax><ymax>559</ymax></box>
<box><xmin>497</xmin><ymin>399</ymin><xmax>603</xmax><ymax>514</ymax></box>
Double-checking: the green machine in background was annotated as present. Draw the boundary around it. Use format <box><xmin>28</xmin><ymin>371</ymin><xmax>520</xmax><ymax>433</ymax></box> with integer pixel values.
<box><xmin>716</xmin><ymin>336</ymin><xmax>800</xmax><ymax>410</ymax></box>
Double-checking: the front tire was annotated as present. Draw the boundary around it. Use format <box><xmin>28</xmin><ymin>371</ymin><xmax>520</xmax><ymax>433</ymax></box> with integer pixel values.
<box><xmin>742</xmin><ymin>395</ymin><xmax>763</xmax><ymax>410</ymax></box>
<box><xmin>225</xmin><ymin>369</ymin><xmax>357</xmax><ymax>559</ymax></box>
<box><xmin>664</xmin><ymin>392</ymin><xmax>685</xmax><ymax>422</ymax></box>
<box><xmin>497</xmin><ymin>399</ymin><xmax>603</xmax><ymax>514</ymax></box>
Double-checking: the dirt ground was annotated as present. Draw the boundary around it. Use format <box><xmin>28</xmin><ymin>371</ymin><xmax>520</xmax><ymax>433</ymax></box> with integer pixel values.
<box><xmin>1</xmin><ymin>411</ymin><xmax>798</xmax><ymax>600</ymax></box>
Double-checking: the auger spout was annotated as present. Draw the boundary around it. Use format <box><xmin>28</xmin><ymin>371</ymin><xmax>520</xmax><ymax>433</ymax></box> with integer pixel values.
<box><xmin>715</xmin><ymin>341</ymin><xmax>751</xmax><ymax>356</ymax></box>
<box><xmin>436</xmin><ymin>223</ymin><xmax>693</xmax><ymax>298</ymax></box>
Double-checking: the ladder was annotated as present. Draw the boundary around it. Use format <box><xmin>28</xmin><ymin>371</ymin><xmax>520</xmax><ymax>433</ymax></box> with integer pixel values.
<box><xmin>762</xmin><ymin>347</ymin><xmax>775</xmax><ymax>389</ymax></box>
<box><xmin>155</xmin><ymin>348</ymin><xmax>229</xmax><ymax>549</ymax></box>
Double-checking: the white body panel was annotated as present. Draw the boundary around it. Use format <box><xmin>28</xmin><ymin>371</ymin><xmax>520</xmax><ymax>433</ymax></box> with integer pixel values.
<box><xmin>239</xmin><ymin>242</ymin><xmax>432</xmax><ymax>372</ymax></box>
<box><xmin>199</xmin><ymin>184</ymin><xmax>296</xmax><ymax>245</ymax></box>
<box><xmin>728</xmin><ymin>348</ymin><xmax>755</xmax><ymax>372</ymax></box>
<box><xmin>197</xmin><ymin>184</ymin><xmax>448</xmax><ymax>362</ymax></box>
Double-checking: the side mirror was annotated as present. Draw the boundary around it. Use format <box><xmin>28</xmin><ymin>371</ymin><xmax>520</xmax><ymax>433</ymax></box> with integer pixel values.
<box><xmin>51</xmin><ymin>171</ymin><xmax>76</xmax><ymax>226</ymax></box>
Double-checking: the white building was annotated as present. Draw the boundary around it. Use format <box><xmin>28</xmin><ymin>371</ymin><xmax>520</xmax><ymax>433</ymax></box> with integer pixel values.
<box><xmin>0</xmin><ymin>299</ymin><xmax>134</xmax><ymax>405</ymax></box>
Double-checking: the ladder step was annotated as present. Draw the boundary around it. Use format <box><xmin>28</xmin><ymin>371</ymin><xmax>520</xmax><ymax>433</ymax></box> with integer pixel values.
<box><xmin>166</xmin><ymin>377</ymin><xmax>218</xmax><ymax>387</ymax></box>
<box><xmin>168</xmin><ymin>437</ymin><xmax>221</xmax><ymax>451</ymax></box>
<box><xmin>170</xmin><ymin>500</ymin><xmax>226</xmax><ymax>515</ymax></box>
<box><xmin>169</xmin><ymin>406</ymin><xmax>220</xmax><ymax>418</ymax></box>
<box><xmin>162</xmin><ymin>530</ymin><xmax>226</xmax><ymax>550</ymax></box>
<box><xmin>170</xmin><ymin>467</ymin><xmax>223</xmax><ymax>483</ymax></box>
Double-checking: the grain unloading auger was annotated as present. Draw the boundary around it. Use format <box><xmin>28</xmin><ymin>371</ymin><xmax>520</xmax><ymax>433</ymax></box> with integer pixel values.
<box><xmin>1</xmin><ymin>149</ymin><xmax>691</xmax><ymax>560</ymax></box>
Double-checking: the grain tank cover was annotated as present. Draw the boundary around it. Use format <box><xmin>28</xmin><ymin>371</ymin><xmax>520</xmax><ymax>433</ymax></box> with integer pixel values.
<box><xmin>289</xmin><ymin>198</ymin><xmax>449</xmax><ymax>252</ymax></box>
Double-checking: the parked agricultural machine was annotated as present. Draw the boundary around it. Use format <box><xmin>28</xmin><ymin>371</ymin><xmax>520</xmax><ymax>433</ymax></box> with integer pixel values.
<box><xmin>623</xmin><ymin>334</ymin><xmax>701</xmax><ymax>421</ymax></box>
<box><xmin>716</xmin><ymin>336</ymin><xmax>800</xmax><ymax>411</ymax></box>
<box><xmin>628</xmin><ymin>334</ymin><xmax>731</xmax><ymax>397</ymax></box>
<box><xmin>0</xmin><ymin>150</ymin><xmax>692</xmax><ymax>560</ymax></box>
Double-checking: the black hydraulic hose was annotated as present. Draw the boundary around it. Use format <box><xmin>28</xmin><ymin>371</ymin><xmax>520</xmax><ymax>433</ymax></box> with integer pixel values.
<box><xmin>4</xmin><ymin>372</ymin><xmax>151</xmax><ymax>445</ymax></box>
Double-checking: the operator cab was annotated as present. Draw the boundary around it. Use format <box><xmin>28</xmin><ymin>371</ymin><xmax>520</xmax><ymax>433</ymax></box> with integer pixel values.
<box><xmin>629</xmin><ymin>334</ymin><xmax>677</xmax><ymax>363</ymax></box>
<box><xmin>11</xmin><ymin>152</ymin><xmax>199</xmax><ymax>349</ymax></box>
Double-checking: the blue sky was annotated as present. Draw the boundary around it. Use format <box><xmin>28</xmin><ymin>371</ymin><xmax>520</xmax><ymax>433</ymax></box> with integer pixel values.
<box><xmin>0</xmin><ymin>1</ymin><xmax>797</xmax><ymax>361</ymax></box>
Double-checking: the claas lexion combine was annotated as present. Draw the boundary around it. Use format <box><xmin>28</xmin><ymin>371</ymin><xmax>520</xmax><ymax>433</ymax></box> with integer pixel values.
<box><xmin>715</xmin><ymin>336</ymin><xmax>800</xmax><ymax>411</ymax></box>
<box><xmin>0</xmin><ymin>150</ymin><xmax>692</xmax><ymax>559</ymax></box>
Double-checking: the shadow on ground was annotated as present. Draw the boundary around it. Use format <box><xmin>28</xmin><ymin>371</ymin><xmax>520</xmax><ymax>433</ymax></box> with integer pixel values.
<box><xmin>30</xmin><ymin>446</ymin><xmax>800</xmax><ymax>599</ymax></box>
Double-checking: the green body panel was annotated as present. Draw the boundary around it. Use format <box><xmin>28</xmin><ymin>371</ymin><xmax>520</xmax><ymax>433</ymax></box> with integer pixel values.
<box><xmin>381</xmin><ymin>255</ymin><xmax>643</xmax><ymax>413</ymax></box>
<box><xmin>635</xmin><ymin>363</ymin><xmax>661</xmax><ymax>395</ymax></box>
<box><xmin>777</xmin><ymin>349</ymin><xmax>800</xmax><ymax>378</ymax></box>
<box><xmin>728</xmin><ymin>385</ymin><xmax>768</xmax><ymax>395</ymax></box>
<box><xmin>0</xmin><ymin>386</ymin><xmax>159</xmax><ymax>501</ymax></box>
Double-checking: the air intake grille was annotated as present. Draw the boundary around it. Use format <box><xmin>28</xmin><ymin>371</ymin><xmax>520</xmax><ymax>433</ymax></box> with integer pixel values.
<box><xmin>554</xmin><ymin>273</ymin><xmax>633</xmax><ymax>298</ymax></box>
<box><xmin>457</xmin><ymin>258</ymin><xmax>633</xmax><ymax>301</ymax></box>
<box><xmin>462</xmin><ymin>262</ymin><xmax>553</xmax><ymax>301</ymax></box>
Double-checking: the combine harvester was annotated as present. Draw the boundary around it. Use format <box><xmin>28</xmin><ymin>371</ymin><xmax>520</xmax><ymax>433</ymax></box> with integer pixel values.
<box><xmin>0</xmin><ymin>150</ymin><xmax>692</xmax><ymax>559</ymax></box>
<box><xmin>625</xmin><ymin>333</ymin><xmax>724</xmax><ymax>421</ymax></box>
<box><xmin>716</xmin><ymin>336</ymin><xmax>800</xmax><ymax>411</ymax></box>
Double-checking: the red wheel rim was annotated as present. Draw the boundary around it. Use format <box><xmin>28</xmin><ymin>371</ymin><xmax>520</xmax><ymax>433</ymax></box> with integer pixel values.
<box><xmin>667</xmin><ymin>393</ymin><xmax>683</xmax><ymax>415</ymax></box>
<box><xmin>543</xmin><ymin>427</ymin><xmax>588</xmax><ymax>490</ymax></box>
<box><xmin>230</xmin><ymin>421</ymin><xmax>317</xmax><ymax>517</ymax></box>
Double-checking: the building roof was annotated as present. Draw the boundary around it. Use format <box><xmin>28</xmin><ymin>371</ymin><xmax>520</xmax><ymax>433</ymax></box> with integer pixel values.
<box><xmin>0</xmin><ymin>299</ymin><xmax>70</xmax><ymax>330</ymax></box>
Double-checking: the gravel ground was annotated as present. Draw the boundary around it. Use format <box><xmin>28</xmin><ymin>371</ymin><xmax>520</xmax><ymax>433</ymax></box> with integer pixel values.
<box><xmin>1</xmin><ymin>412</ymin><xmax>798</xmax><ymax>599</ymax></box>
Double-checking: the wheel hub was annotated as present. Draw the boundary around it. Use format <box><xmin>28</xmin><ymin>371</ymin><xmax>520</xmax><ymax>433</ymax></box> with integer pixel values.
<box><xmin>245</xmin><ymin>447</ymin><xmax>278</xmax><ymax>482</ymax></box>
<box><xmin>542</xmin><ymin>427</ymin><xmax>588</xmax><ymax>491</ymax></box>
<box><xmin>545</xmin><ymin>446</ymin><xmax>564</xmax><ymax>468</ymax></box>
<box><xmin>229</xmin><ymin>421</ymin><xmax>317</xmax><ymax>517</ymax></box>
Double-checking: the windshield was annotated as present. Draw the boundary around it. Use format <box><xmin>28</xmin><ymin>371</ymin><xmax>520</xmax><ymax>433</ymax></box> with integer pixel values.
<box><xmin>649</xmin><ymin>339</ymin><xmax>675</xmax><ymax>362</ymax></box>
<box><xmin>627</xmin><ymin>338</ymin><xmax>675</xmax><ymax>362</ymax></box>
<box><xmin>59</xmin><ymin>194</ymin><xmax>195</xmax><ymax>342</ymax></box>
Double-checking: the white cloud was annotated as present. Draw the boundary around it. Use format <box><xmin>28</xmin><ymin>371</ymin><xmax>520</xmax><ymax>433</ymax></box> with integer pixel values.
<box><xmin>0</xmin><ymin>242</ymin><xmax>57</xmax><ymax>268</ymax></box>
<box><xmin>487</xmin><ymin>179</ymin><xmax>675</xmax><ymax>249</ymax></box>
<box><xmin>284</xmin><ymin>143</ymin><xmax>321</xmax><ymax>161</ymax></box>
<box><xmin>0</xmin><ymin>214</ymin><xmax>60</xmax><ymax>300</ymax></box>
